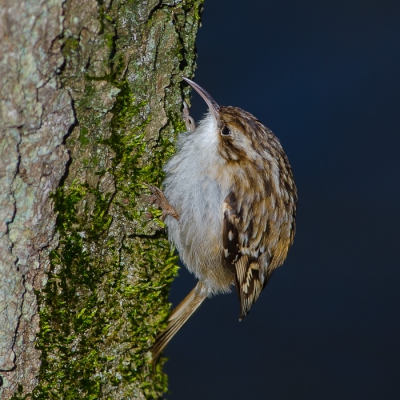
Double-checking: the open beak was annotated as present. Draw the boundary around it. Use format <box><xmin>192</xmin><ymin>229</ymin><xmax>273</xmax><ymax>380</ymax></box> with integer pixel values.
<box><xmin>182</xmin><ymin>77</ymin><xmax>220</xmax><ymax>120</ymax></box>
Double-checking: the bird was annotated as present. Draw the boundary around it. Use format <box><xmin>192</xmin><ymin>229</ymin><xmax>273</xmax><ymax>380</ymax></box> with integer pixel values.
<box><xmin>147</xmin><ymin>77</ymin><xmax>297</xmax><ymax>367</ymax></box>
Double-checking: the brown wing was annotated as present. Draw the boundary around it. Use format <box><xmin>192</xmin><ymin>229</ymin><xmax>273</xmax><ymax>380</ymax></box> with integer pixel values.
<box><xmin>222</xmin><ymin>192</ymin><xmax>272</xmax><ymax>320</ymax></box>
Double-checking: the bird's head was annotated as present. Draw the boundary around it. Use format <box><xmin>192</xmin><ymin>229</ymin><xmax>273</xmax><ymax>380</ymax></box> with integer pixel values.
<box><xmin>182</xmin><ymin>77</ymin><xmax>276</xmax><ymax>164</ymax></box>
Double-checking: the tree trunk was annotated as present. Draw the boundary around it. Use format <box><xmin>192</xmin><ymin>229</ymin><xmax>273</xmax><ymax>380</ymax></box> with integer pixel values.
<box><xmin>0</xmin><ymin>0</ymin><xmax>203</xmax><ymax>398</ymax></box>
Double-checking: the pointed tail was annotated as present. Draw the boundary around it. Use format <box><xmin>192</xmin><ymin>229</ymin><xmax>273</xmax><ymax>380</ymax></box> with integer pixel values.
<box><xmin>152</xmin><ymin>282</ymin><xmax>207</xmax><ymax>369</ymax></box>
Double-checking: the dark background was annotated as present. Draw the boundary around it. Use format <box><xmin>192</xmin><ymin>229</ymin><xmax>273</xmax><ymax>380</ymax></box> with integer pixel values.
<box><xmin>165</xmin><ymin>1</ymin><xmax>400</xmax><ymax>399</ymax></box>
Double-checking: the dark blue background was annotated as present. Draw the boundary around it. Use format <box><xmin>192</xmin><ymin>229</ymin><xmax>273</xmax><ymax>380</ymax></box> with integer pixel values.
<box><xmin>165</xmin><ymin>1</ymin><xmax>400</xmax><ymax>399</ymax></box>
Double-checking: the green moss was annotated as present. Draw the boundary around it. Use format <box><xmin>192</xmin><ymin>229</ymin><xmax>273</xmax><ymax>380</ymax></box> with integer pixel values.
<box><xmin>62</xmin><ymin>37</ymin><xmax>79</xmax><ymax>58</ymax></box>
<box><xmin>31</xmin><ymin>179</ymin><xmax>177</xmax><ymax>398</ymax></box>
<box><xmin>79</xmin><ymin>127</ymin><xmax>90</xmax><ymax>145</ymax></box>
<box><xmin>18</xmin><ymin>1</ymin><xmax>204</xmax><ymax>399</ymax></box>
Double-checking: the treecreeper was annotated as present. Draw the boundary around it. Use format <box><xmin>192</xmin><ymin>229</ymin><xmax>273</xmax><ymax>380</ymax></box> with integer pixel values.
<box><xmin>148</xmin><ymin>77</ymin><xmax>297</xmax><ymax>368</ymax></box>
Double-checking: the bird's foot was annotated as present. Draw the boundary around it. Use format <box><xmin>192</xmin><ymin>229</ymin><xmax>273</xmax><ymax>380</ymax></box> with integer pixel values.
<box><xmin>182</xmin><ymin>101</ymin><xmax>196</xmax><ymax>132</ymax></box>
<box><xmin>146</xmin><ymin>184</ymin><xmax>179</xmax><ymax>221</ymax></box>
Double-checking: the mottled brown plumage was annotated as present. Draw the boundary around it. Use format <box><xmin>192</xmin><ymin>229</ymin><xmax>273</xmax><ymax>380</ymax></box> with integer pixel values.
<box><xmin>149</xmin><ymin>77</ymin><xmax>297</xmax><ymax>368</ymax></box>
<box><xmin>217</xmin><ymin>105</ymin><xmax>297</xmax><ymax>319</ymax></box>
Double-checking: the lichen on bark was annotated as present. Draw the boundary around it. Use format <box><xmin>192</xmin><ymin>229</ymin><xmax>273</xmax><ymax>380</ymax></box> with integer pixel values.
<box><xmin>0</xmin><ymin>0</ymin><xmax>74</xmax><ymax>397</ymax></box>
<box><xmin>8</xmin><ymin>0</ymin><xmax>203</xmax><ymax>399</ymax></box>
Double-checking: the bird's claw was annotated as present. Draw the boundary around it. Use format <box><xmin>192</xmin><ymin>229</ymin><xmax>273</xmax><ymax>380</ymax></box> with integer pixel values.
<box><xmin>145</xmin><ymin>184</ymin><xmax>180</xmax><ymax>221</ymax></box>
<box><xmin>182</xmin><ymin>101</ymin><xmax>196</xmax><ymax>132</ymax></box>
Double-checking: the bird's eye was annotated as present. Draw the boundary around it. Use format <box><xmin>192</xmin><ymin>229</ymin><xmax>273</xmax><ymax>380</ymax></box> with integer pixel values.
<box><xmin>221</xmin><ymin>126</ymin><xmax>231</xmax><ymax>136</ymax></box>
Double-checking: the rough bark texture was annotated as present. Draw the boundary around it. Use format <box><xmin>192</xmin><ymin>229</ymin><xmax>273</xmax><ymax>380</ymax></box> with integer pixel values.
<box><xmin>0</xmin><ymin>0</ymin><xmax>74</xmax><ymax>396</ymax></box>
<box><xmin>0</xmin><ymin>0</ymin><xmax>203</xmax><ymax>398</ymax></box>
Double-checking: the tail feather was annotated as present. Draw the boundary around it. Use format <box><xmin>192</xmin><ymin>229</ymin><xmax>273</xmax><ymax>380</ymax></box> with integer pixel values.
<box><xmin>152</xmin><ymin>282</ymin><xmax>207</xmax><ymax>369</ymax></box>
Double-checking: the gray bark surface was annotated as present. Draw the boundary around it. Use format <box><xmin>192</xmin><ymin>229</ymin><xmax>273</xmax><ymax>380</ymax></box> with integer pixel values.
<box><xmin>0</xmin><ymin>0</ymin><xmax>73</xmax><ymax>395</ymax></box>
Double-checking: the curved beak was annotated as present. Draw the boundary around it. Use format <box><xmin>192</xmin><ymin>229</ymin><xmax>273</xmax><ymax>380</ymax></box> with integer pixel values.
<box><xmin>182</xmin><ymin>77</ymin><xmax>220</xmax><ymax>120</ymax></box>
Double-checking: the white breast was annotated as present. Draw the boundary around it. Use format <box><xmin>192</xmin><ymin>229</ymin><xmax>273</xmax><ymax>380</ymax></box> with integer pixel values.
<box><xmin>163</xmin><ymin>113</ymin><xmax>233</xmax><ymax>293</ymax></box>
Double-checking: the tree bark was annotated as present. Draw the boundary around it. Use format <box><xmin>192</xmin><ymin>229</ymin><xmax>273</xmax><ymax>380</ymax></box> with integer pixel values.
<box><xmin>0</xmin><ymin>0</ymin><xmax>203</xmax><ymax>398</ymax></box>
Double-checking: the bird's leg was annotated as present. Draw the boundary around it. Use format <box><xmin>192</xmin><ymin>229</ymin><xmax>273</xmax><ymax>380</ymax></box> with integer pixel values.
<box><xmin>146</xmin><ymin>184</ymin><xmax>179</xmax><ymax>222</ymax></box>
<box><xmin>182</xmin><ymin>101</ymin><xmax>196</xmax><ymax>132</ymax></box>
